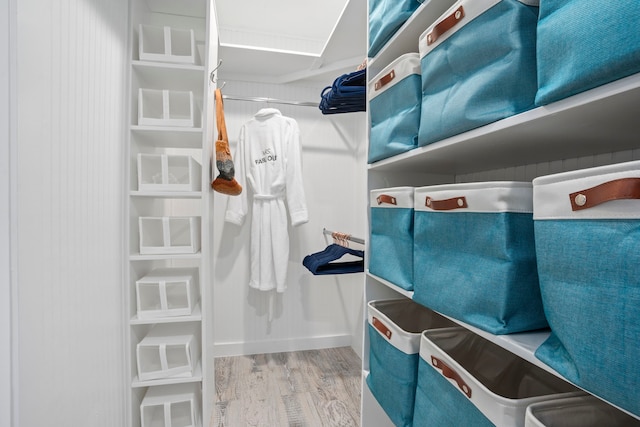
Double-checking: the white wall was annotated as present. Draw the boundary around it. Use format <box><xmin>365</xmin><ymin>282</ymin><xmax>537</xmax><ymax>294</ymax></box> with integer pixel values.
<box><xmin>212</xmin><ymin>80</ymin><xmax>367</xmax><ymax>357</ymax></box>
<box><xmin>15</xmin><ymin>0</ymin><xmax>128</xmax><ymax>425</ymax></box>
<box><xmin>1</xmin><ymin>1</ymin><xmax>14</xmax><ymax>426</ymax></box>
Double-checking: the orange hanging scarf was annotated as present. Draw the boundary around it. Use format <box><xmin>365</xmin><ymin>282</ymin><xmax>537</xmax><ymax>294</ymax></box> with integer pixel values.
<box><xmin>211</xmin><ymin>88</ymin><xmax>242</xmax><ymax>196</ymax></box>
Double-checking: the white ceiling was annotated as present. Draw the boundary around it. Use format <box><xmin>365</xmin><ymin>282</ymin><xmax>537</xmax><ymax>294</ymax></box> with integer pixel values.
<box><xmin>215</xmin><ymin>0</ymin><xmax>366</xmax><ymax>84</ymax></box>
<box><xmin>216</xmin><ymin>0</ymin><xmax>349</xmax><ymax>54</ymax></box>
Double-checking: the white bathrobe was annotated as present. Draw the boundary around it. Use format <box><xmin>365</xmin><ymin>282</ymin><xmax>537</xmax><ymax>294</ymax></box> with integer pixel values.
<box><xmin>225</xmin><ymin>108</ymin><xmax>309</xmax><ymax>292</ymax></box>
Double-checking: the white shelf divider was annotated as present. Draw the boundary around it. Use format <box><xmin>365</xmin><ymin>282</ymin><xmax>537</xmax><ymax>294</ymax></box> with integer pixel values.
<box><xmin>366</xmin><ymin>271</ymin><xmax>413</xmax><ymax>299</ymax></box>
<box><xmin>130</xmin><ymin>191</ymin><xmax>202</xmax><ymax>199</ymax></box>
<box><xmin>130</xmin><ymin>252</ymin><xmax>202</xmax><ymax>262</ymax></box>
<box><xmin>131</xmin><ymin>125</ymin><xmax>203</xmax><ymax>133</ymax></box>
<box><xmin>131</xmin><ymin>303</ymin><xmax>202</xmax><ymax>325</ymax></box>
<box><xmin>132</xmin><ymin>363</ymin><xmax>203</xmax><ymax>388</ymax></box>
<box><xmin>132</xmin><ymin>60</ymin><xmax>205</xmax><ymax>72</ymax></box>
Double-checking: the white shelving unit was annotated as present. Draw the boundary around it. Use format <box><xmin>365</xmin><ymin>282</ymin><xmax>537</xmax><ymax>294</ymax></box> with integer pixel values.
<box><xmin>125</xmin><ymin>1</ymin><xmax>215</xmax><ymax>426</ymax></box>
<box><xmin>361</xmin><ymin>0</ymin><xmax>640</xmax><ymax>425</ymax></box>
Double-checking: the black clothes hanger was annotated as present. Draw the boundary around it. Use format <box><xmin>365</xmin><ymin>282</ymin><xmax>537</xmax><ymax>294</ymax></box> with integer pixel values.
<box><xmin>303</xmin><ymin>243</ymin><xmax>364</xmax><ymax>275</ymax></box>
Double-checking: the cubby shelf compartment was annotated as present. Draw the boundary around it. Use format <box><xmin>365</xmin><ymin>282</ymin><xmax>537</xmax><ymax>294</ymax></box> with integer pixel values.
<box><xmin>135</xmin><ymin>268</ymin><xmax>199</xmax><ymax>320</ymax></box>
<box><xmin>138</xmin><ymin>89</ymin><xmax>194</xmax><ymax>128</ymax></box>
<box><xmin>130</xmin><ymin>126</ymin><xmax>203</xmax><ymax>149</ymax></box>
<box><xmin>138</xmin><ymin>216</ymin><xmax>201</xmax><ymax>255</ymax></box>
<box><xmin>136</xmin><ymin>323</ymin><xmax>201</xmax><ymax>382</ymax></box>
<box><xmin>366</xmin><ymin>271</ymin><xmax>413</xmax><ymax>299</ymax></box>
<box><xmin>433</xmin><ymin>310</ymin><xmax>640</xmax><ymax>420</ymax></box>
<box><xmin>137</xmin><ymin>154</ymin><xmax>202</xmax><ymax>192</ymax></box>
<box><xmin>367</xmin><ymin>0</ymin><xmax>458</xmax><ymax>76</ymax></box>
<box><xmin>366</xmin><ymin>273</ymin><xmax>629</xmax><ymax>418</ymax></box>
<box><xmin>368</xmin><ymin>72</ymin><xmax>640</xmax><ymax>175</ymax></box>
<box><xmin>367</xmin><ymin>272</ymin><xmax>554</xmax><ymax>376</ymax></box>
<box><xmin>132</xmin><ymin>61</ymin><xmax>205</xmax><ymax>97</ymax></box>
<box><xmin>140</xmin><ymin>383</ymin><xmax>202</xmax><ymax>427</ymax></box>
<box><xmin>139</xmin><ymin>24</ymin><xmax>196</xmax><ymax>65</ymax></box>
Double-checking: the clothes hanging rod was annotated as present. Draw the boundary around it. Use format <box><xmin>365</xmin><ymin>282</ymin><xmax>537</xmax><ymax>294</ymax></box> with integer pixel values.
<box><xmin>222</xmin><ymin>94</ymin><xmax>319</xmax><ymax>108</ymax></box>
<box><xmin>323</xmin><ymin>228</ymin><xmax>365</xmax><ymax>245</ymax></box>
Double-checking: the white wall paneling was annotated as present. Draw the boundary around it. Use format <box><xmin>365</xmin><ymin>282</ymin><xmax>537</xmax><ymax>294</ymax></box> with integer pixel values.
<box><xmin>1</xmin><ymin>1</ymin><xmax>15</xmax><ymax>426</ymax></box>
<box><xmin>15</xmin><ymin>0</ymin><xmax>129</xmax><ymax>425</ymax></box>
<box><xmin>212</xmin><ymin>80</ymin><xmax>367</xmax><ymax>358</ymax></box>
<box><xmin>455</xmin><ymin>150</ymin><xmax>640</xmax><ymax>184</ymax></box>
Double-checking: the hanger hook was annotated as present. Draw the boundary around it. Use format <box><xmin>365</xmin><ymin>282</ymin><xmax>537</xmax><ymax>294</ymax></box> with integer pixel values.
<box><xmin>210</xmin><ymin>59</ymin><xmax>223</xmax><ymax>83</ymax></box>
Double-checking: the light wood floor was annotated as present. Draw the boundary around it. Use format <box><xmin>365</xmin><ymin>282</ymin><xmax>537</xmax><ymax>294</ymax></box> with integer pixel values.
<box><xmin>212</xmin><ymin>347</ymin><xmax>362</xmax><ymax>427</ymax></box>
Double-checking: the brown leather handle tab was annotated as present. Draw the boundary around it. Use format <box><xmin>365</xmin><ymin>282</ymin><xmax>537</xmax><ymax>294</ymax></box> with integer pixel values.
<box><xmin>376</xmin><ymin>194</ymin><xmax>397</xmax><ymax>206</ymax></box>
<box><xmin>372</xmin><ymin>317</ymin><xmax>392</xmax><ymax>340</ymax></box>
<box><xmin>374</xmin><ymin>70</ymin><xmax>395</xmax><ymax>91</ymax></box>
<box><xmin>425</xmin><ymin>6</ymin><xmax>465</xmax><ymax>46</ymax></box>
<box><xmin>431</xmin><ymin>356</ymin><xmax>472</xmax><ymax>398</ymax></box>
<box><xmin>425</xmin><ymin>196</ymin><xmax>468</xmax><ymax>210</ymax></box>
<box><xmin>569</xmin><ymin>177</ymin><xmax>640</xmax><ymax>211</ymax></box>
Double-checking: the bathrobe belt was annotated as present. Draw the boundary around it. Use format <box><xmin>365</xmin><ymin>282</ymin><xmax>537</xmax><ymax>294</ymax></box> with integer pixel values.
<box><xmin>254</xmin><ymin>193</ymin><xmax>281</xmax><ymax>200</ymax></box>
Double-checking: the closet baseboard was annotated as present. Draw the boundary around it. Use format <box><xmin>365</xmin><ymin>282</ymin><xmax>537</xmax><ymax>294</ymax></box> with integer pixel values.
<box><xmin>213</xmin><ymin>334</ymin><xmax>355</xmax><ymax>358</ymax></box>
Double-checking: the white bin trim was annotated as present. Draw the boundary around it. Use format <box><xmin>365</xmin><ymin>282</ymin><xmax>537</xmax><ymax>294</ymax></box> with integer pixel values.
<box><xmin>414</xmin><ymin>182</ymin><xmax>533</xmax><ymax>213</ymax></box>
<box><xmin>368</xmin><ymin>299</ymin><xmax>423</xmax><ymax>354</ymax></box>
<box><xmin>533</xmin><ymin>160</ymin><xmax>640</xmax><ymax>220</ymax></box>
<box><xmin>369</xmin><ymin>53</ymin><xmax>421</xmax><ymax>99</ymax></box>
<box><xmin>370</xmin><ymin>187</ymin><xmax>415</xmax><ymax>209</ymax></box>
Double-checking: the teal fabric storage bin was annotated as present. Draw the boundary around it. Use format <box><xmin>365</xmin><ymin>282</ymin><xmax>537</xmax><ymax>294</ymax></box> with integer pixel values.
<box><xmin>417</xmin><ymin>0</ymin><xmax>538</xmax><ymax>147</ymax></box>
<box><xmin>367</xmin><ymin>299</ymin><xmax>455</xmax><ymax>427</ymax></box>
<box><xmin>415</xmin><ymin>328</ymin><xmax>579</xmax><ymax>427</ymax></box>
<box><xmin>535</xmin><ymin>1</ymin><xmax>640</xmax><ymax>106</ymax></box>
<box><xmin>368</xmin><ymin>53</ymin><xmax>421</xmax><ymax>163</ymax></box>
<box><xmin>412</xmin><ymin>182</ymin><xmax>546</xmax><ymax>334</ymax></box>
<box><xmin>532</xmin><ymin>160</ymin><xmax>640</xmax><ymax>418</ymax></box>
<box><xmin>369</xmin><ymin>187</ymin><xmax>414</xmax><ymax>290</ymax></box>
<box><xmin>368</xmin><ymin>0</ymin><xmax>422</xmax><ymax>57</ymax></box>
